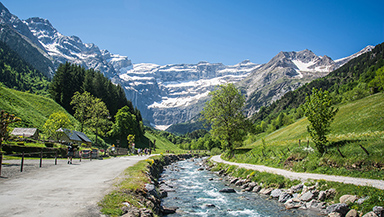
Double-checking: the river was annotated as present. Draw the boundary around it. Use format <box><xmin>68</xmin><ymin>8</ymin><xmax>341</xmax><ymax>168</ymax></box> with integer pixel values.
<box><xmin>160</xmin><ymin>158</ymin><xmax>321</xmax><ymax>217</ymax></box>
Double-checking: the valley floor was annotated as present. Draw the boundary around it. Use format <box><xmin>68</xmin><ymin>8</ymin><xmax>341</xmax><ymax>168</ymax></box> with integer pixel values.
<box><xmin>211</xmin><ymin>155</ymin><xmax>384</xmax><ymax>190</ymax></box>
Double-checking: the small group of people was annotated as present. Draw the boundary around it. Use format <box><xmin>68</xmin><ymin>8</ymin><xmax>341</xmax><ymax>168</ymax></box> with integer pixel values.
<box><xmin>137</xmin><ymin>148</ymin><xmax>152</xmax><ymax>156</ymax></box>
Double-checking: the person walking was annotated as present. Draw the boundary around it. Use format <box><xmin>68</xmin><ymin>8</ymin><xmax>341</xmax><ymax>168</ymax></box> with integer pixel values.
<box><xmin>67</xmin><ymin>143</ymin><xmax>74</xmax><ymax>164</ymax></box>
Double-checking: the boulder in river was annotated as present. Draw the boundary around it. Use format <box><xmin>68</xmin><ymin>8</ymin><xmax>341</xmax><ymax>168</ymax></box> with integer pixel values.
<box><xmin>219</xmin><ymin>188</ymin><xmax>236</xmax><ymax>193</ymax></box>
<box><xmin>161</xmin><ymin>206</ymin><xmax>177</xmax><ymax>215</ymax></box>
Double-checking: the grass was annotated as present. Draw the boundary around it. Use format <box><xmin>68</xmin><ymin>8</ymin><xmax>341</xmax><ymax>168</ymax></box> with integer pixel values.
<box><xmin>144</xmin><ymin>131</ymin><xmax>181</xmax><ymax>153</ymax></box>
<box><xmin>0</xmin><ymin>84</ymin><xmax>78</xmax><ymax>129</ymax></box>
<box><xmin>230</xmin><ymin>93</ymin><xmax>384</xmax><ymax>180</ymax></box>
<box><xmin>99</xmin><ymin>155</ymin><xmax>164</xmax><ymax>217</ymax></box>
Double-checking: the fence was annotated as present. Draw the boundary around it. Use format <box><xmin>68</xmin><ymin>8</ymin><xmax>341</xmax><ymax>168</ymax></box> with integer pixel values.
<box><xmin>0</xmin><ymin>148</ymin><xmax>100</xmax><ymax>177</ymax></box>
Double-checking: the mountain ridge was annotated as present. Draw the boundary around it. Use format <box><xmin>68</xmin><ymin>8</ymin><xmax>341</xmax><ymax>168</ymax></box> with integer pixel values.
<box><xmin>0</xmin><ymin>2</ymin><xmax>374</xmax><ymax>131</ymax></box>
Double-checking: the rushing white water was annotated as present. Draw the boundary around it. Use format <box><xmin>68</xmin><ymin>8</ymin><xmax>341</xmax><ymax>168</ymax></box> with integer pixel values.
<box><xmin>160</xmin><ymin>158</ymin><xmax>319</xmax><ymax>217</ymax></box>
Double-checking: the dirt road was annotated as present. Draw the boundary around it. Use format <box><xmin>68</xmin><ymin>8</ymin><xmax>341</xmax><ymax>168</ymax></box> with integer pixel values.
<box><xmin>211</xmin><ymin>155</ymin><xmax>384</xmax><ymax>190</ymax></box>
<box><xmin>0</xmin><ymin>155</ymin><xmax>151</xmax><ymax>217</ymax></box>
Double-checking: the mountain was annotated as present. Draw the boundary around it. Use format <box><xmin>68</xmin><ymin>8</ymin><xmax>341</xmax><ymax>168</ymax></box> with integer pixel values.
<box><xmin>239</xmin><ymin>47</ymin><xmax>373</xmax><ymax>117</ymax></box>
<box><xmin>0</xmin><ymin>3</ymin><xmax>55</xmax><ymax>78</ymax></box>
<box><xmin>0</xmin><ymin>2</ymin><xmax>375</xmax><ymax>132</ymax></box>
<box><xmin>24</xmin><ymin>17</ymin><xmax>132</xmax><ymax>78</ymax></box>
<box><xmin>0</xmin><ymin>2</ymin><xmax>132</xmax><ymax>79</ymax></box>
<box><xmin>117</xmin><ymin>60</ymin><xmax>261</xmax><ymax>129</ymax></box>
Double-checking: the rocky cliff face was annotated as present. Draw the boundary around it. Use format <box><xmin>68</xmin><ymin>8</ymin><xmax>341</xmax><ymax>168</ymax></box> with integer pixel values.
<box><xmin>118</xmin><ymin>61</ymin><xmax>261</xmax><ymax>129</ymax></box>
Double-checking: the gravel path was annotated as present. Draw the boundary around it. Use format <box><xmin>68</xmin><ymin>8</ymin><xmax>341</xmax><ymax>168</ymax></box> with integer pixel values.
<box><xmin>0</xmin><ymin>155</ymin><xmax>151</xmax><ymax>217</ymax></box>
<box><xmin>211</xmin><ymin>155</ymin><xmax>384</xmax><ymax>190</ymax></box>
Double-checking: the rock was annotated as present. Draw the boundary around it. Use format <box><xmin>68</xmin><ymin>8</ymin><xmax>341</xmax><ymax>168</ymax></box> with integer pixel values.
<box><xmin>373</xmin><ymin>206</ymin><xmax>384</xmax><ymax>217</ymax></box>
<box><xmin>318</xmin><ymin>190</ymin><xmax>327</xmax><ymax>201</ymax></box>
<box><xmin>363</xmin><ymin>212</ymin><xmax>378</xmax><ymax>217</ymax></box>
<box><xmin>162</xmin><ymin>206</ymin><xmax>177</xmax><ymax>215</ymax></box>
<box><xmin>259</xmin><ymin>187</ymin><xmax>274</xmax><ymax>195</ymax></box>
<box><xmin>204</xmin><ymin>204</ymin><xmax>216</xmax><ymax>208</ymax></box>
<box><xmin>328</xmin><ymin>212</ymin><xmax>342</xmax><ymax>217</ymax></box>
<box><xmin>208</xmin><ymin>178</ymin><xmax>214</xmax><ymax>181</ymax></box>
<box><xmin>339</xmin><ymin>195</ymin><xmax>358</xmax><ymax>204</ymax></box>
<box><xmin>219</xmin><ymin>188</ymin><xmax>236</xmax><ymax>193</ymax></box>
<box><xmin>278</xmin><ymin>192</ymin><xmax>293</xmax><ymax>203</ymax></box>
<box><xmin>252</xmin><ymin>185</ymin><xmax>261</xmax><ymax>193</ymax></box>
<box><xmin>284</xmin><ymin>198</ymin><xmax>303</xmax><ymax>210</ymax></box>
<box><xmin>230</xmin><ymin>178</ymin><xmax>239</xmax><ymax>184</ymax></box>
<box><xmin>235</xmin><ymin>179</ymin><xmax>246</xmax><ymax>186</ymax></box>
<box><xmin>197</xmin><ymin>167</ymin><xmax>204</xmax><ymax>171</ymax></box>
<box><xmin>290</xmin><ymin>184</ymin><xmax>304</xmax><ymax>193</ymax></box>
<box><xmin>300</xmin><ymin>191</ymin><xmax>315</xmax><ymax>202</ymax></box>
<box><xmin>326</xmin><ymin>188</ymin><xmax>337</xmax><ymax>199</ymax></box>
<box><xmin>139</xmin><ymin>208</ymin><xmax>153</xmax><ymax>217</ymax></box>
<box><xmin>357</xmin><ymin>196</ymin><xmax>369</xmax><ymax>204</ymax></box>
<box><xmin>270</xmin><ymin>189</ymin><xmax>283</xmax><ymax>199</ymax></box>
<box><xmin>345</xmin><ymin>209</ymin><xmax>359</xmax><ymax>217</ymax></box>
<box><xmin>326</xmin><ymin>203</ymin><xmax>349</xmax><ymax>216</ymax></box>
<box><xmin>159</xmin><ymin>189</ymin><xmax>168</xmax><ymax>198</ymax></box>
<box><xmin>145</xmin><ymin>184</ymin><xmax>158</xmax><ymax>198</ymax></box>
<box><xmin>306</xmin><ymin>200</ymin><xmax>326</xmax><ymax>211</ymax></box>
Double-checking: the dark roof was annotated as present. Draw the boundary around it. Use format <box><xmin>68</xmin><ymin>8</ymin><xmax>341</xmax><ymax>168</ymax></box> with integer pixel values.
<box><xmin>57</xmin><ymin>128</ymin><xmax>92</xmax><ymax>143</ymax></box>
<box><xmin>11</xmin><ymin>128</ymin><xmax>38</xmax><ymax>137</ymax></box>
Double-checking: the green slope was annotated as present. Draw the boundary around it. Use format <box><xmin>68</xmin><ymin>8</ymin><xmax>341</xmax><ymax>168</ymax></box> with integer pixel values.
<box><xmin>232</xmin><ymin>93</ymin><xmax>384</xmax><ymax>179</ymax></box>
<box><xmin>144</xmin><ymin>131</ymin><xmax>181</xmax><ymax>152</ymax></box>
<box><xmin>0</xmin><ymin>83</ymin><xmax>77</xmax><ymax>129</ymax></box>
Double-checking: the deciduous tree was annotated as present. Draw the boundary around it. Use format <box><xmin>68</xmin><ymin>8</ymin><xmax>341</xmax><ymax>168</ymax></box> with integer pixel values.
<box><xmin>201</xmin><ymin>83</ymin><xmax>249</xmax><ymax>153</ymax></box>
<box><xmin>303</xmin><ymin>88</ymin><xmax>338</xmax><ymax>154</ymax></box>
<box><xmin>43</xmin><ymin>112</ymin><xmax>72</xmax><ymax>140</ymax></box>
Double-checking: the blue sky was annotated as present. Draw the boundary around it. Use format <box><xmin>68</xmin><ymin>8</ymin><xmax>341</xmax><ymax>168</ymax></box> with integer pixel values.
<box><xmin>2</xmin><ymin>0</ymin><xmax>383</xmax><ymax>65</ymax></box>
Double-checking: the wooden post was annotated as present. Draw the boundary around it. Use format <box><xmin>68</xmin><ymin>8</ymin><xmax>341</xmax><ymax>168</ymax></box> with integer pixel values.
<box><xmin>40</xmin><ymin>150</ymin><xmax>43</xmax><ymax>167</ymax></box>
<box><xmin>55</xmin><ymin>151</ymin><xmax>57</xmax><ymax>165</ymax></box>
<box><xmin>307</xmin><ymin>140</ymin><xmax>309</xmax><ymax>148</ymax></box>
<box><xmin>359</xmin><ymin>144</ymin><xmax>370</xmax><ymax>156</ymax></box>
<box><xmin>21</xmin><ymin>152</ymin><xmax>24</xmax><ymax>172</ymax></box>
<box><xmin>0</xmin><ymin>152</ymin><xmax>2</xmax><ymax>177</ymax></box>
<box><xmin>299</xmin><ymin>139</ymin><xmax>301</xmax><ymax>146</ymax></box>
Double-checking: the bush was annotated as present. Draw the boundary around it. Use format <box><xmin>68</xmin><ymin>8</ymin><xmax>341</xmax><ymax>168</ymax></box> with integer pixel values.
<box><xmin>210</xmin><ymin>147</ymin><xmax>222</xmax><ymax>155</ymax></box>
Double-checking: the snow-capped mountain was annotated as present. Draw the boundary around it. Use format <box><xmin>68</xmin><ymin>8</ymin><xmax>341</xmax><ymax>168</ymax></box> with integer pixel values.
<box><xmin>239</xmin><ymin>47</ymin><xmax>373</xmax><ymax>116</ymax></box>
<box><xmin>0</xmin><ymin>2</ymin><xmax>374</xmax><ymax>131</ymax></box>
<box><xmin>118</xmin><ymin>60</ymin><xmax>261</xmax><ymax>129</ymax></box>
<box><xmin>23</xmin><ymin>17</ymin><xmax>132</xmax><ymax>78</ymax></box>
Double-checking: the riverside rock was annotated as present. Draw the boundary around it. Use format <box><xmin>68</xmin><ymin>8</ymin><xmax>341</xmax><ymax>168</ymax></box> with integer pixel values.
<box><xmin>259</xmin><ymin>187</ymin><xmax>274</xmax><ymax>195</ymax></box>
<box><xmin>278</xmin><ymin>192</ymin><xmax>293</xmax><ymax>203</ymax></box>
<box><xmin>326</xmin><ymin>203</ymin><xmax>349</xmax><ymax>216</ymax></box>
<box><xmin>373</xmin><ymin>206</ymin><xmax>384</xmax><ymax>217</ymax></box>
<box><xmin>339</xmin><ymin>195</ymin><xmax>358</xmax><ymax>204</ymax></box>
<box><xmin>362</xmin><ymin>212</ymin><xmax>378</xmax><ymax>217</ymax></box>
<box><xmin>300</xmin><ymin>191</ymin><xmax>316</xmax><ymax>202</ymax></box>
<box><xmin>345</xmin><ymin>209</ymin><xmax>359</xmax><ymax>217</ymax></box>
<box><xmin>270</xmin><ymin>189</ymin><xmax>283</xmax><ymax>198</ymax></box>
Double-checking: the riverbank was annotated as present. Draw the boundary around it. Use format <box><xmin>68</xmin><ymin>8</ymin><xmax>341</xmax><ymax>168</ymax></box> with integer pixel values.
<box><xmin>99</xmin><ymin>153</ymin><xmax>202</xmax><ymax>217</ymax></box>
<box><xmin>209</xmin><ymin>155</ymin><xmax>384</xmax><ymax>217</ymax></box>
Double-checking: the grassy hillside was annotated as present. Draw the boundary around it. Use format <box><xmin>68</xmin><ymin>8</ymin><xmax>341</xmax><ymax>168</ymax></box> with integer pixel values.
<box><xmin>144</xmin><ymin>130</ymin><xmax>181</xmax><ymax>152</ymax></box>
<box><xmin>230</xmin><ymin>93</ymin><xmax>384</xmax><ymax>180</ymax></box>
<box><xmin>0</xmin><ymin>83</ymin><xmax>77</xmax><ymax>129</ymax></box>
